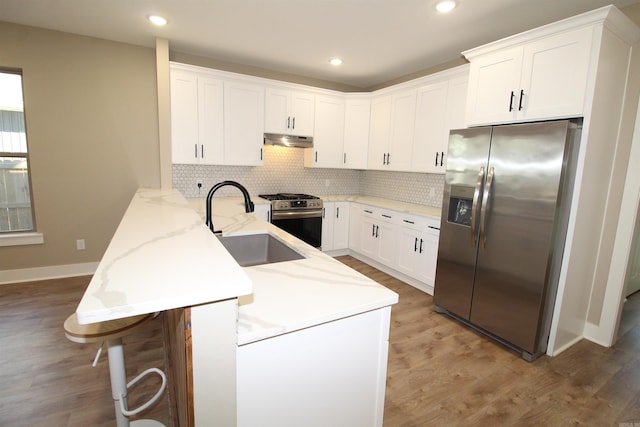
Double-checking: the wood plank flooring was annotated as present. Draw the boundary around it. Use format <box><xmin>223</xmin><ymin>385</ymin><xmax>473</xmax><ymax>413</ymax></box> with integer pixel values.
<box><xmin>1</xmin><ymin>257</ymin><xmax>639</xmax><ymax>426</ymax></box>
<box><xmin>0</xmin><ymin>275</ymin><xmax>169</xmax><ymax>427</ymax></box>
<box><xmin>336</xmin><ymin>256</ymin><xmax>640</xmax><ymax>427</ymax></box>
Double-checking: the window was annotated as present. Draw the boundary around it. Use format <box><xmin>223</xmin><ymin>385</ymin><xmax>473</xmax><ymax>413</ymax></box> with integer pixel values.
<box><xmin>0</xmin><ymin>70</ymin><xmax>35</xmax><ymax>233</ymax></box>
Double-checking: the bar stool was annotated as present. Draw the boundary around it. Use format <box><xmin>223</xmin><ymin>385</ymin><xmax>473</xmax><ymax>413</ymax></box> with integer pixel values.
<box><xmin>64</xmin><ymin>313</ymin><xmax>167</xmax><ymax>427</ymax></box>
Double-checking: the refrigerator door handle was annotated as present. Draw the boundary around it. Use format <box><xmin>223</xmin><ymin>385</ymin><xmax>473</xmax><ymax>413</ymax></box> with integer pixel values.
<box><xmin>480</xmin><ymin>166</ymin><xmax>495</xmax><ymax>250</ymax></box>
<box><xmin>471</xmin><ymin>166</ymin><xmax>485</xmax><ymax>247</ymax></box>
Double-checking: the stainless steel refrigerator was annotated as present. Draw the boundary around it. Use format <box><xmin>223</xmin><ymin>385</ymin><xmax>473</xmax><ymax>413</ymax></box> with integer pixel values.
<box><xmin>433</xmin><ymin>119</ymin><xmax>581</xmax><ymax>361</ymax></box>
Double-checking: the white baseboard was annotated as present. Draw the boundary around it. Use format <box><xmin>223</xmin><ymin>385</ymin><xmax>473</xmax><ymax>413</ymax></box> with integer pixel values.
<box><xmin>347</xmin><ymin>250</ymin><xmax>434</xmax><ymax>296</ymax></box>
<box><xmin>0</xmin><ymin>262</ymin><xmax>99</xmax><ymax>285</ymax></box>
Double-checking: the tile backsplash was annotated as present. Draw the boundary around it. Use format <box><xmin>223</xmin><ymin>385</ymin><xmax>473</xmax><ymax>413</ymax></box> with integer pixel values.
<box><xmin>173</xmin><ymin>144</ymin><xmax>444</xmax><ymax>208</ymax></box>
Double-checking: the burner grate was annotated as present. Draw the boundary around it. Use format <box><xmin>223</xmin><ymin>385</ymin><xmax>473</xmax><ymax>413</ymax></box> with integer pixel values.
<box><xmin>259</xmin><ymin>193</ymin><xmax>319</xmax><ymax>201</ymax></box>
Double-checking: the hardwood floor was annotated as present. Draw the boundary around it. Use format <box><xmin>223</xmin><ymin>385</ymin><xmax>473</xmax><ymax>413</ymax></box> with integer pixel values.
<box><xmin>0</xmin><ymin>276</ymin><xmax>169</xmax><ymax>427</ymax></box>
<box><xmin>336</xmin><ymin>256</ymin><xmax>640</xmax><ymax>427</ymax></box>
<box><xmin>1</xmin><ymin>258</ymin><xmax>639</xmax><ymax>426</ymax></box>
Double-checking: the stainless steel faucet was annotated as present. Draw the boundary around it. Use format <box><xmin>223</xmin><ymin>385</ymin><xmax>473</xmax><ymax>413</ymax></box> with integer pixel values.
<box><xmin>205</xmin><ymin>181</ymin><xmax>255</xmax><ymax>234</ymax></box>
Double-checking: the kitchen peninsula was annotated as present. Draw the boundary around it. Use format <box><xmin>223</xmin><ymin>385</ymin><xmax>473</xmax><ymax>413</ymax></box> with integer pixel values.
<box><xmin>75</xmin><ymin>188</ymin><xmax>399</xmax><ymax>426</ymax></box>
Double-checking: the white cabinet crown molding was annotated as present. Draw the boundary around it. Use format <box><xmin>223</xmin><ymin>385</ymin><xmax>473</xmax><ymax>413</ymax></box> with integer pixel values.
<box><xmin>463</xmin><ymin>5</ymin><xmax>640</xmax><ymax>61</ymax></box>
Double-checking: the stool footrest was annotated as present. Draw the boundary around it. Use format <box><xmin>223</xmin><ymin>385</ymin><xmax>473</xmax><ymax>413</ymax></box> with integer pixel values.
<box><xmin>118</xmin><ymin>368</ymin><xmax>167</xmax><ymax>417</ymax></box>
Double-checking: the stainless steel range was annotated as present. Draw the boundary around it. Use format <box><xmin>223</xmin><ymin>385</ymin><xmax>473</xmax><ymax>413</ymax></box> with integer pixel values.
<box><xmin>258</xmin><ymin>193</ymin><xmax>323</xmax><ymax>247</ymax></box>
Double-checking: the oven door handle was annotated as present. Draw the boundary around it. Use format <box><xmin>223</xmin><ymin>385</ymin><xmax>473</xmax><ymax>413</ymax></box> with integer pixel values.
<box><xmin>271</xmin><ymin>209</ymin><xmax>323</xmax><ymax>221</ymax></box>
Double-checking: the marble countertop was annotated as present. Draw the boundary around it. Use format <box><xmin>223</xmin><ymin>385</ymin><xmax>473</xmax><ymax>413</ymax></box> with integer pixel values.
<box><xmin>318</xmin><ymin>194</ymin><xmax>442</xmax><ymax>219</ymax></box>
<box><xmin>190</xmin><ymin>196</ymin><xmax>399</xmax><ymax>345</ymax></box>
<box><xmin>75</xmin><ymin>189</ymin><xmax>253</xmax><ymax>325</ymax></box>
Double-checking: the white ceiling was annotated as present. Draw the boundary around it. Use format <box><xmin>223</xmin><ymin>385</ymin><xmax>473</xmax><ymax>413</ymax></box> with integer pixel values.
<box><xmin>2</xmin><ymin>0</ymin><xmax>639</xmax><ymax>89</ymax></box>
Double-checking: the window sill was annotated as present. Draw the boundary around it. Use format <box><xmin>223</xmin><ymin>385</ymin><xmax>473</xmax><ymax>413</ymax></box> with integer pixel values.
<box><xmin>0</xmin><ymin>232</ymin><xmax>44</xmax><ymax>247</ymax></box>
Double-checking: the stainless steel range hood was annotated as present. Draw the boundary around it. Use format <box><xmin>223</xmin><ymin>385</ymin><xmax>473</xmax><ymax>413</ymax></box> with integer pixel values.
<box><xmin>263</xmin><ymin>133</ymin><xmax>313</xmax><ymax>148</ymax></box>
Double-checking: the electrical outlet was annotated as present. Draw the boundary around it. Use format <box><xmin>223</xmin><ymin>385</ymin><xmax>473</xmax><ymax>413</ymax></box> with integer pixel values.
<box><xmin>76</xmin><ymin>239</ymin><xmax>86</xmax><ymax>250</ymax></box>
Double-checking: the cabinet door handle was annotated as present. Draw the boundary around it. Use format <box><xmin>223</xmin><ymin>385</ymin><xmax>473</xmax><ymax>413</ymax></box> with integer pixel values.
<box><xmin>435</xmin><ymin>152</ymin><xmax>439</xmax><ymax>166</ymax></box>
<box><xmin>364</xmin><ymin>209</ymin><xmax>373</xmax><ymax>214</ymax></box>
<box><xmin>287</xmin><ymin>116</ymin><xmax>291</xmax><ymax>129</ymax></box>
<box><xmin>428</xmin><ymin>225</ymin><xmax>440</xmax><ymax>230</ymax></box>
<box><xmin>382</xmin><ymin>153</ymin><xmax>386</xmax><ymax>165</ymax></box>
<box><xmin>403</xmin><ymin>219</ymin><xmax>414</xmax><ymax>224</ymax></box>
<box><xmin>387</xmin><ymin>153</ymin><xmax>390</xmax><ymax>165</ymax></box>
<box><xmin>375</xmin><ymin>225</ymin><xmax>379</xmax><ymax>238</ymax></box>
<box><xmin>518</xmin><ymin>89</ymin><xmax>524</xmax><ymax>111</ymax></box>
<box><xmin>414</xmin><ymin>237</ymin><xmax>418</xmax><ymax>252</ymax></box>
<box><xmin>336</xmin><ymin>207</ymin><xmax>339</xmax><ymax>218</ymax></box>
<box><xmin>382</xmin><ymin>214</ymin><xmax>392</xmax><ymax>219</ymax></box>
<box><xmin>201</xmin><ymin>144</ymin><xmax>204</xmax><ymax>158</ymax></box>
<box><xmin>509</xmin><ymin>91</ymin><xmax>515</xmax><ymax>112</ymax></box>
<box><xmin>315</xmin><ymin>151</ymin><xmax>318</xmax><ymax>163</ymax></box>
<box><xmin>440</xmin><ymin>151</ymin><xmax>444</xmax><ymax>166</ymax></box>
<box><xmin>260</xmin><ymin>148</ymin><xmax>263</xmax><ymax>161</ymax></box>
<box><xmin>343</xmin><ymin>153</ymin><xmax>346</xmax><ymax>164</ymax></box>
<box><xmin>419</xmin><ymin>238</ymin><xmax>424</xmax><ymax>253</ymax></box>
<box><xmin>372</xmin><ymin>224</ymin><xmax>376</xmax><ymax>236</ymax></box>
<box><xmin>292</xmin><ymin>117</ymin><xmax>295</xmax><ymax>129</ymax></box>
<box><xmin>194</xmin><ymin>144</ymin><xmax>198</xmax><ymax>158</ymax></box>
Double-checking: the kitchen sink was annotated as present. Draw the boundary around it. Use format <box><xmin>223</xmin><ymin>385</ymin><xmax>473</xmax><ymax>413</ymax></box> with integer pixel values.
<box><xmin>217</xmin><ymin>233</ymin><xmax>305</xmax><ymax>267</ymax></box>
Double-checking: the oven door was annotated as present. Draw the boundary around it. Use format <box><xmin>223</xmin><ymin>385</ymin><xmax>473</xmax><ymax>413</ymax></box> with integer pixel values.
<box><xmin>271</xmin><ymin>209</ymin><xmax>322</xmax><ymax>248</ymax></box>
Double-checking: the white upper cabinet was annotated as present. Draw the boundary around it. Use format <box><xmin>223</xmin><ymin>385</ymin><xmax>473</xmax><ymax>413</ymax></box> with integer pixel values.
<box><xmin>170</xmin><ymin>63</ymin><xmax>264</xmax><ymax>166</ymax></box>
<box><xmin>368</xmin><ymin>90</ymin><xmax>416</xmax><ymax>171</ymax></box>
<box><xmin>367</xmin><ymin>96</ymin><xmax>392</xmax><ymax>170</ymax></box>
<box><xmin>412</xmin><ymin>72</ymin><xmax>468</xmax><ymax>173</ymax></box>
<box><xmin>265</xmin><ymin>88</ymin><xmax>315</xmax><ymax>136</ymax></box>
<box><xmin>343</xmin><ymin>97</ymin><xmax>370</xmax><ymax>169</ymax></box>
<box><xmin>412</xmin><ymin>81</ymin><xmax>448</xmax><ymax>173</ymax></box>
<box><xmin>465</xmin><ymin>26</ymin><xmax>594</xmax><ymax>126</ymax></box>
<box><xmin>304</xmin><ymin>95</ymin><xmax>345</xmax><ymax>168</ymax></box>
<box><xmin>224</xmin><ymin>80</ymin><xmax>265</xmax><ymax>166</ymax></box>
<box><xmin>170</xmin><ymin>70</ymin><xmax>224</xmax><ymax>165</ymax></box>
<box><xmin>388</xmin><ymin>90</ymin><xmax>417</xmax><ymax>171</ymax></box>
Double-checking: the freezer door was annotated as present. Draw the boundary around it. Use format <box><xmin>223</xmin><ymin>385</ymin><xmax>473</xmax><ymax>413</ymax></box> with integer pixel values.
<box><xmin>434</xmin><ymin>127</ymin><xmax>491</xmax><ymax>319</ymax></box>
<box><xmin>470</xmin><ymin>120</ymin><xmax>571</xmax><ymax>353</ymax></box>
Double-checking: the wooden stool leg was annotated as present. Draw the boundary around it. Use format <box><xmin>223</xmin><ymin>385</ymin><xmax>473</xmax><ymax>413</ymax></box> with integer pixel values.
<box><xmin>107</xmin><ymin>338</ymin><xmax>130</xmax><ymax>427</ymax></box>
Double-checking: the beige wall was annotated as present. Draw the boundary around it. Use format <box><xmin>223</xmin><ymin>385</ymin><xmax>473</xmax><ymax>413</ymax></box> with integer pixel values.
<box><xmin>0</xmin><ymin>21</ymin><xmax>160</xmax><ymax>270</ymax></box>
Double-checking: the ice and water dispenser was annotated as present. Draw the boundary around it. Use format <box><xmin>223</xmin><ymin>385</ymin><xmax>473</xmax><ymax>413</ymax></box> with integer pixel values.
<box><xmin>447</xmin><ymin>185</ymin><xmax>474</xmax><ymax>227</ymax></box>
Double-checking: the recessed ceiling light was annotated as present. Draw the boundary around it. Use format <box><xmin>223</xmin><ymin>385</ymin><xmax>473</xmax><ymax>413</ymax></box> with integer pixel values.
<box><xmin>435</xmin><ymin>1</ymin><xmax>457</xmax><ymax>13</ymax></box>
<box><xmin>147</xmin><ymin>15</ymin><xmax>168</xmax><ymax>26</ymax></box>
<box><xmin>329</xmin><ymin>58</ymin><xmax>343</xmax><ymax>66</ymax></box>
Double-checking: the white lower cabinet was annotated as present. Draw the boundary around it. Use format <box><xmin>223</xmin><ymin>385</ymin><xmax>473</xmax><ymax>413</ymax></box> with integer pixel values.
<box><xmin>321</xmin><ymin>201</ymin><xmax>349</xmax><ymax>252</ymax></box>
<box><xmin>396</xmin><ymin>214</ymin><xmax>440</xmax><ymax>287</ymax></box>
<box><xmin>349</xmin><ymin>202</ymin><xmax>440</xmax><ymax>294</ymax></box>
<box><xmin>351</xmin><ymin>204</ymin><xmax>398</xmax><ymax>266</ymax></box>
<box><xmin>237</xmin><ymin>307</ymin><xmax>391</xmax><ymax>427</ymax></box>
